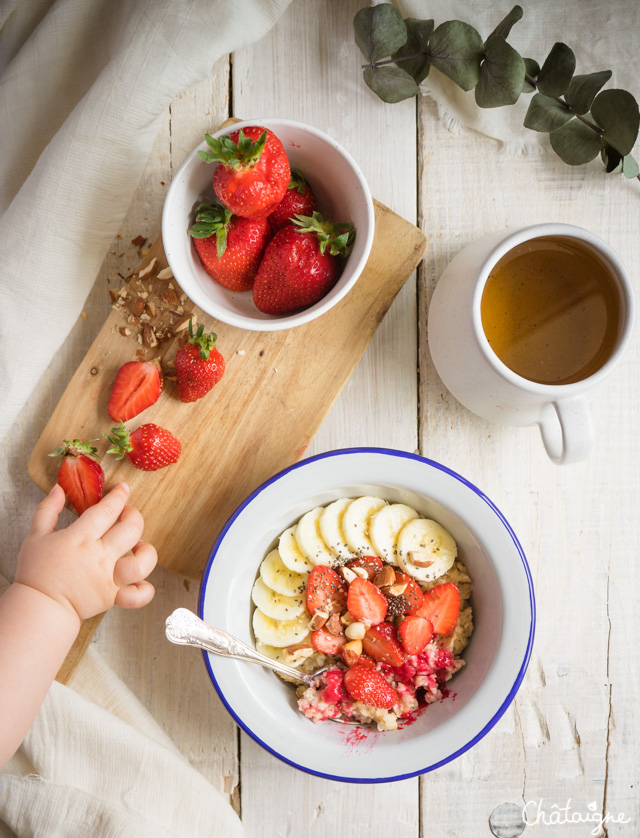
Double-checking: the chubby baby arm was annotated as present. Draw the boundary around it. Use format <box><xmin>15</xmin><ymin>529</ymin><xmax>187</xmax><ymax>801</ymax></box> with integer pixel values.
<box><xmin>0</xmin><ymin>482</ymin><xmax>158</xmax><ymax>768</ymax></box>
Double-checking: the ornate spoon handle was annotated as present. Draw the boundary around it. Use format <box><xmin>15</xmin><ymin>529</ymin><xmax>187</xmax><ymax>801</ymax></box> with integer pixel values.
<box><xmin>165</xmin><ymin>607</ymin><xmax>313</xmax><ymax>685</ymax></box>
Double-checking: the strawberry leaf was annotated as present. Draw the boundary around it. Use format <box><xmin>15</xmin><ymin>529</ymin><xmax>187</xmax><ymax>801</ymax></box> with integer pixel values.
<box><xmin>188</xmin><ymin>318</ymin><xmax>217</xmax><ymax>359</ymax></box>
<box><xmin>198</xmin><ymin>129</ymin><xmax>267</xmax><ymax>169</ymax></box>
<box><xmin>188</xmin><ymin>202</ymin><xmax>232</xmax><ymax>258</ymax></box>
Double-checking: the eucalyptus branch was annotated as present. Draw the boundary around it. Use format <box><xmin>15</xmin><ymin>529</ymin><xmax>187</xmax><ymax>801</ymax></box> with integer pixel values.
<box><xmin>353</xmin><ymin>3</ymin><xmax>640</xmax><ymax>181</ymax></box>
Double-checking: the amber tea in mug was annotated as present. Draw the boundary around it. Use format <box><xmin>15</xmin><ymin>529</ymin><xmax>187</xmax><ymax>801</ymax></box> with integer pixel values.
<box><xmin>480</xmin><ymin>236</ymin><xmax>621</xmax><ymax>385</ymax></box>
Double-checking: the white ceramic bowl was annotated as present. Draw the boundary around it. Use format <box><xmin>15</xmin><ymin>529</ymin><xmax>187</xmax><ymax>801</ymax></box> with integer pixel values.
<box><xmin>162</xmin><ymin>119</ymin><xmax>375</xmax><ymax>331</ymax></box>
<box><xmin>198</xmin><ymin>448</ymin><xmax>535</xmax><ymax>783</ymax></box>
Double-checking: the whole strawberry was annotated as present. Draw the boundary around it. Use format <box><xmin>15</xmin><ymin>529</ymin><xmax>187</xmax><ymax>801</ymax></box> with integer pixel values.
<box><xmin>49</xmin><ymin>439</ymin><xmax>105</xmax><ymax>514</ymax></box>
<box><xmin>189</xmin><ymin>202</ymin><xmax>270</xmax><ymax>292</ymax></box>
<box><xmin>106</xmin><ymin>421</ymin><xmax>181</xmax><ymax>471</ymax></box>
<box><xmin>268</xmin><ymin>170</ymin><xmax>317</xmax><ymax>234</ymax></box>
<box><xmin>174</xmin><ymin>319</ymin><xmax>225</xmax><ymax>403</ymax></box>
<box><xmin>199</xmin><ymin>126</ymin><xmax>290</xmax><ymax>219</ymax></box>
<box><xmin>253</xmin><ymin>212</ymin><xmax>356</xmax><ymax>315</ymax></box>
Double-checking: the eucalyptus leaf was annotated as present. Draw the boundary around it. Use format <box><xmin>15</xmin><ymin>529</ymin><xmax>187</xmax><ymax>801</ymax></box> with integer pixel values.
<box><xmin>591</xmin><ymin>88</ymin><xmax>640</xmax><ymax>156</ymax></box>
<box><xmin>393</xmin><ymin>18</ymin><xmax>434</xmax><ymax>84</ymax></box>
<box><xmin>623</xmin><ymin>153</ymin><xmax>640</xmax><ymax>178</ymax></box>
<box><xmin>564</xmin><ymin>71</ymin><xmax>612</xmax><ymax>115</ymax></box>
<box><xmin>354</xmin><ymin>4</ymin><xmax>407</xmax><ymax>63</ymax></box>
<box><xmin>536</xmin><ymin>42</ymin><xmax>576</xmax><ymax>97</ymax></box>
<box><xmin>549</xmin><ymin>118</ymin><xmax>602</xmax><ymax>165</ymax></box>
<box><xmin>524</xmin><ymin>93</ymin><xmax>574</xmax><ymax>132</ymax></box>
<box><xmin>428</xmin><ymin>20</ymin><xmax>483</xmax><ymax>91</ymax></box>
<box><xmin>363</xmin><ymin>65</ymin><xmax>419</xmax><ymax>103</ymax></box>
<box><xmin>475</xmin><ymin>35</ymin><xmax>525</xmax><ymax>108</ymax></box>
<box><xmin>601</xmin><ymin>144</ymin><xmax>622</xmax><ymax>173</ymax></box>
<box><xmin>522</xmin><ymin>57</ymin><xmax>540</xmax><ymax>93</ymax></box>
<box><xmin>486</xmin><ymin>5</ymin><xmax>523</xmax><ymax>42</ymax></box>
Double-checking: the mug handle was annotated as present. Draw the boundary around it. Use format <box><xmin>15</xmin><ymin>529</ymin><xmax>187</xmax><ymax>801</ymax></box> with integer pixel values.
<box><xmin>538</xmin><ymin>398</ymin><xmax>595</xmax><ymax>465</ymax></box>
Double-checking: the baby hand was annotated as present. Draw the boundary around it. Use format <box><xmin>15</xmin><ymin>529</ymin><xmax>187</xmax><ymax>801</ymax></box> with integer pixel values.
<box><xmin>16</xmin><ymin>483</ymin><xmax>157</xmax><ymax>621</ymax></box>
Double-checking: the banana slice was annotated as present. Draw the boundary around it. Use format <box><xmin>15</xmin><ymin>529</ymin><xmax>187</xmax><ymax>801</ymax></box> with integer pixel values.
<box><xmin>256</xmin><ymin>635</ymin><xmax>313</xmax><ymax>666</ymax></box>
<box><xmin>294</xmin><ymin>507</ymin><xmax>334</xmax><ymax>566</ymax></box>
<box><xmin>319</xmin><ymin>497</ymin><xmax>355</xmax><ymax>560</ymax></box>
<box><xmin>252</xmin><ymin>608</ymin><xmax>311</xmax><ymax>647</ymax></box>
<box><xmin>342</xmin><ymin>496</ymin><xmax>388</xmax><ymax>555</ymax></box>
<box><xmin>369</xmin><ymin>503</ymin><xmax>420</xmax><ymax>565</ymax></box>
<box><xmin>396</xmin><ymin>518</ymin><xmax>457</xmax><ymax>582</ymax></box>
<box><xmin>259</xmin><ymin>549</ymin><xmax>309</xmax><ymax>597</ymax></box>
<box><xmin>279</xmin><ymin>525</ymin><xmax>314</xmax><ymax>573</ymax></box>
<box><xmin>251</xmin><ymin>576</ymin><xmax>307</xmax><ymax>621</ymax></box>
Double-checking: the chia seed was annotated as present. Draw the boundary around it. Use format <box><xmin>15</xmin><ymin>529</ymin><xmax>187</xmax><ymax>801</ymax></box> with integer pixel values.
<box><xmin>386</xmin><ymin>595</ymin><xmax>408</xmax><ymax>620</ymax></box>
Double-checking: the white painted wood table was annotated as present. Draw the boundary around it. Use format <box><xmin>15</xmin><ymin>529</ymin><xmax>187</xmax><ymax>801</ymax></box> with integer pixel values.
<box><xmin>2</xmin><ymin>1</ymin><xmax>638</xmax><ymax>835</ymax></box>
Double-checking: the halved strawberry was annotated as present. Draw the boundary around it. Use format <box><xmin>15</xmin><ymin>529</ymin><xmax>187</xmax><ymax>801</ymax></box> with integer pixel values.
<box><xmin>108</xmin><ymin>360</ymin><xmax>162</xmax><ymax>422</ymax></box>
<box><xmin>343</xmin><ymin>664</ymin><xmax>399</xmax><ymax>709</ymax></box>
<box><xmin>306</xmin><ymin>566</ymin><xmax>347</xmax><ymax>616</ymax></box>
<box><xmin>398</xmin><ymin>615</ymin><xmax>434</xmax><ymax>655</ymax></box>
<box><xmin>362</xmin><ymin>622</ymin><xmax>406</xmax><ymax>667</ymax></box>
<box><xmin>347</xmin><ymin>577</ymin><xmax>388</xmax><ymax>625</ymax></box>
<box><xmin>393</xmin><ymin>570</ymin><xmax>425</xmax><ymax>614</ymax></box>
<box><xmin>415</xmin><ymin>583</ymin><xmax>460</xmax><ymax>635</ymax></box>
<box><xmin>311</xmin><ymin>627</ymin><xmax>346</xmax><ymax>655</ymax></box>
<box><xmin>49</xmin><ymin>440</ymin><xmax>105</xmax><ymax>515</ymax></box>
<box><xmin>346</xmin><ymin>555</ymin><xmax>383</xmax><ymax>581</ymax></box>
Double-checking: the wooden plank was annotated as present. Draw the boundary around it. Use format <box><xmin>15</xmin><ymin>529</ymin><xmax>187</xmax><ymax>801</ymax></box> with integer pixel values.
<box><xmin>28</xmin><ymin>202</ymin><xmax>426</xmax><ymax>582</ymax></box>
<box><xmin>417</xmin><ymin>94</ymin><xmax>623</xmax><ymax>833</ymax></box>
<box><xmin>231</xmin><ymin>1</ymin><xmax>421</xmax><ymax>835</ymax></box>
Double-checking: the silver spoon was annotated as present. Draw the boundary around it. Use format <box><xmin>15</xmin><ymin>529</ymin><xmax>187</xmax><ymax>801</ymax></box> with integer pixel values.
<box><xmin>165</xmin><ymin>607</ymin><xmax>331</xmax><ymax>687</ymax></box>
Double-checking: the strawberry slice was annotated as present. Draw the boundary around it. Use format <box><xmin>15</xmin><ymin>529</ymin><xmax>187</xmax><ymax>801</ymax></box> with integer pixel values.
<box><xmin>108</xmin><ymin>360</ymin><xmax>162</xmax><ymax>422</ymax></box>
<box><xmin>311</xmin><ymin>627</ymin><xmax>346</xmax><ymax>655</ymax></box>
<box><xmin>398</xmin><ymin>615</ymin><xmax>434</xmax><ymax>655</ymax></box>
<box><xmin>343</xmin><ymin>664</ymin><xmax>399</xmax><ymax>709</ymax></box>
<box><xmin>347</xmin><ymin>577</ymin><xmax>388</xmax><ymax>625</ymax></box>
<box><xmin>393</xmin><ymin>570</ymin><xmax>425</xmax><ymax>614</ymax></box>
<box><xmin>415</xmin><ymin>583</ymin><xmax>461</xmax><ymax>635</ymax></box>
<box><xmin>306</xmin><ymin>566</ymin><xmax>347</xmax><ymax>616</ymax></box>
<box><xmin>362</xmin><ymin>622</ymin><xmax>406</xmax><ymax>667</ymax></box>
<box><xmin>346</xmin><ymin>555</ymin><xmax>383</xmax><ymax>581</ymax></box>
<box><xmin>50</xmin><ymin>440</ymin><xmax>105</xmax><ymax>515</ymax></box>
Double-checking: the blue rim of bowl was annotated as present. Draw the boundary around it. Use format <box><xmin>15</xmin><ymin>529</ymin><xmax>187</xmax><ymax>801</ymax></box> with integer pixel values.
<box><xmin>198</xmin><ymin>447</ymin><xmax>536</xmax><ymax>783</ymax></box>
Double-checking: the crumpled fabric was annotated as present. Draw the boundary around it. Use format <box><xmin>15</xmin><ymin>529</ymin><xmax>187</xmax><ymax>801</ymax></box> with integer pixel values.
<box><xmin>0</xmin><ymin>0</ymin><xmax>292</xmax><ymax>442</ymax></box>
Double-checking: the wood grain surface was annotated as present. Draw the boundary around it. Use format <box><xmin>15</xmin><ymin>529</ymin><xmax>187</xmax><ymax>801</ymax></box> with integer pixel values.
<box><xmin>28</xmin><ymin>203</ymin><xmax>426</xmax><ymax>580</ymax></box>
<box><xmin>3</xmin><ymin>1</ymin><xmax>639</xmax><ymax>835</ymax></box>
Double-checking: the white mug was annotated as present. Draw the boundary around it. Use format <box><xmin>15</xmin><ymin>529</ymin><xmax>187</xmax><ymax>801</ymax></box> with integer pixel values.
<box><xmin>428</xmin><ymin>224</ymin><xmax>635</xmax><ymax>465</ymax></box>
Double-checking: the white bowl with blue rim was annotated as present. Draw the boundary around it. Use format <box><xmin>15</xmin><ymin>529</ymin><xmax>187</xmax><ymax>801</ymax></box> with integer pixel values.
<box><xmin>162</xmin><ymin>118</ymin><xmax>375</xmax><ymax>332</ymax></box>
<box><xmin>199</xmin><ymin>448</ymin><xmax>535</xmax><ymax>782</ymax></box>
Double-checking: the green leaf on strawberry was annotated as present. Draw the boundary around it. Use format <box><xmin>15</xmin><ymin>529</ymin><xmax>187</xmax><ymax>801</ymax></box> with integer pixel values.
<box><xmin>188</xmin><ymin>202</ymin><xmax>233</xmax><ymax>259</ymax></box>
<box><xmin>198</xmin><ymin>129</ymin><xmax>268</xmax><ymax>170</ymax></box>
<box><xmin>292</xmin><ymin>212</ymin><xmax>356</xmax><ymax>257</ymax></box>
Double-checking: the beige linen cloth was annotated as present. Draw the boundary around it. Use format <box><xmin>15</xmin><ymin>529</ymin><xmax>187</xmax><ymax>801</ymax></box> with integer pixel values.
<box><xmin>389</xmin><ymin>0</ymin><xmax>639</xmax><ymax>153</ymax></box>
<box><xmin>0</xmin><ymin>0</ymin><xmax>291</xmax><ymax>443</ymax></box>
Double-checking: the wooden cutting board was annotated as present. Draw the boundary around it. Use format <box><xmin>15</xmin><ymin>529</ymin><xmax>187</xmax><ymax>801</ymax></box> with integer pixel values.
<box><xmin>29</xmin><ymin>199</ymin><xmax>426</xmax><ymax>680</ymax></box>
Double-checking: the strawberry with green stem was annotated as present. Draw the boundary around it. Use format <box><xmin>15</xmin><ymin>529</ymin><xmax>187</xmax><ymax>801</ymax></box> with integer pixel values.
<box><xmin>198</xmin><ymin>126</ymin><xmax>290</xmax><ymax>219</ymax></box>
<box><xmin>268</xmin><ymin>170</ymin><xmax>317</xmax><ymax>233</ymax></box>
<box><xmin>49</xmin><ymin>439</ymin><xmax>105</xmax><ymax>515</ymax></box>
<box><xmin>105</xmin><ymin>421</ymin><xmax>181</xmax><ymax>472</ymax></box>
<box><xmin>189</xmin><ymin>201</ymin><xmax>270</xmax><ymax>292</ymax></box>
<box><xmin>253</xmin><ymin>212</ymin><xmax>356</xmax><ymax>315</ymax></box>
<box><xmin>174</xmin><ymin>319</ymin><xmax>225</xmax><ymax>403</ymax></box>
